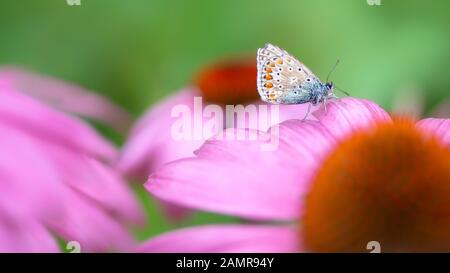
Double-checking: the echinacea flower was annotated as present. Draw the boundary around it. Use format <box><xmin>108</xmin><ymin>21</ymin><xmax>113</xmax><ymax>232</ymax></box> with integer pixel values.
<box><xmin>0</xmin><ymin>69</ymin><xmax>144</xmax><ymax>252</ymax></box>
<box><xmin>118</xmin><ymin>58</ymin><xmax>313</xmax><ymax>219</ymax></box>
<box><xmin>139</xmin><ymin>98</ymin><xmax>450</xmax><ymax>253</ymax></box>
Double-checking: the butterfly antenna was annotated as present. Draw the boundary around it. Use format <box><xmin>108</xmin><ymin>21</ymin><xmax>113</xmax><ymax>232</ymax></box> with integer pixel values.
<box><xmin>326</xmin><ymin>59</ymin><xmax>340</xmax><ymax>82</ymax></box>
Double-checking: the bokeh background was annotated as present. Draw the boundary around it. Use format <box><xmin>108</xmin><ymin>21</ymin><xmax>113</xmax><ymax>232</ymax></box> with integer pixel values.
<box><xmin>1</xmin><ymin>0</ymin><xmax>449</xmax><ymax>242</ymax></box>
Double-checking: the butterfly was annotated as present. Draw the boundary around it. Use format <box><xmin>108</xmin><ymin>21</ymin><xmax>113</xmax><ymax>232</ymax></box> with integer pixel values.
<box><xmin>257</xmin><ymin>43</ymin><xmax>340</xmax><ymax>117</ymax></box>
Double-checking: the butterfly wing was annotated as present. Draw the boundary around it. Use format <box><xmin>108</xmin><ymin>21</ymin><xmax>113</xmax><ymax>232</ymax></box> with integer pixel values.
<box><xmin>257</xmin><ymin>43</ymin><xmax>319</xmax><ymax>104</ymax></box>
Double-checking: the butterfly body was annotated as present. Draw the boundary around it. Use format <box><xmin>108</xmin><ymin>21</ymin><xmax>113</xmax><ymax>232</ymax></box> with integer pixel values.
<box><xmin>257</xmin><ymin>43</ymin><xmax>336</xmax><ymax>105</ymax></box>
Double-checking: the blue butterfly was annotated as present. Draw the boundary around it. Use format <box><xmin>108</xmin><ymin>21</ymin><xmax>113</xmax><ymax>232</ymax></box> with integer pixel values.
<box><xmin>257</xmin><ymin>43</ymin><xmax>345</xmax><ymax>117</ymax></box>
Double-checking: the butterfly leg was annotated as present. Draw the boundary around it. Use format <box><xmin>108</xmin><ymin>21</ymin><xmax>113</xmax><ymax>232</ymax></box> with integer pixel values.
<box><xmin>302</xmin><ymin>103</ymin><xmax>312</xmax><ymax>121</ymax></box>
<box><xmin>324</xmin><ymin>93</ymin><xmax>337</xmax><ymax>114</ymax></box>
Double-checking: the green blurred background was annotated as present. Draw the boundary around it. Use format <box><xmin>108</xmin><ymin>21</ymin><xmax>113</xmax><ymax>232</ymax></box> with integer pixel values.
<box><xmin>1</xmin><ymin>0</ymin><xmax>449</xmax><ymax>241</ymax></box>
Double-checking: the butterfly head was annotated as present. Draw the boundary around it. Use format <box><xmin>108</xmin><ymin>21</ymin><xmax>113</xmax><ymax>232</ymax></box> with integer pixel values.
<box><xmin>325</xmin><ymin>82</ymin><xmax>336</xmax><ymax>97</ymax></box>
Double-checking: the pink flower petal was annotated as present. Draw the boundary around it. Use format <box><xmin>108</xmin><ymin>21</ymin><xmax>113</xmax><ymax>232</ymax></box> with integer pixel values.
<box><xmin>0</xmin><ymin>127</ymin><xmax>64</xmax><ymax>252</ymax></box>
<box><xmin>46</xmin><ymin>191</ymin><xmax>134</xmax><ymax>252</ymax></box>
<box><xmin>223</xmin><ymin>100</ymin><xmax>316</xmax><ymax>132</ymax></box>
<box><xmin>0</xmin><ymin>122</ymin><xmax>140</xmax><ymax>252</ymax></box>
<box><xmin>121</xmin><ymin>90</ymin><xmax>317</xmax><ymax>179</ymax></box>
<box><xmin>0</xmin><ymin>123</ymin><xmax>66</xmax><ymax>219</ymax></box>
<box><xmin>313</xmin><ymin>98</ymin><xmax>392</xmax><ymax>141</ymax></box>
<box><xmin>0</xmin><ymin>223</ymin><xmax>58</xmax><ymax>253</ymax></box>
<box><xmin>0</xmin><ymin>89</ymin><xmax>116</xmax><ymax>161</ymax></box>
<box><xmin>277</xmin><ymin>104</ymin><xmax>319</xmax><ymax>122</ymax></box>
<box><xmin>0</xmin><ymin>203</ymin><xmax>59</xmax><ymax>253</ymax></box>
<box><xmin>43</xmin><ymin>143</ymin><xmax>145</xmax><ymax>225</ymax></box>
<box><xmin>0</xmin><ymin>67</ymin><xmax>132</xmax><ymax>134</ymax></box>
<box><xmin>136</xmin><ymin>224</ymin><xmax>300</xmax><ymax>253</ymax></box>
<box><xmin>0</xmin><ymin>76</ymin><xmax>144</xmax><ymax>252</ymax></box>
<box><xmin>119</xmin><ymin>88</ymin><xmax>203</xmax><ymax>179</ymax></box>
<box><xmin>119</xmin><ymin>89</ymin><xmax>205</xmax><ymax>221</ymax></box>
<box><xmin>146</xmin><ymin>120</ymin><xmax>336</xmax><ymax>221</ymax></box>
<box><xmin>416</xmin><ymin>118</ymin><xmax>450</xmax><ymax>147</ymax></box>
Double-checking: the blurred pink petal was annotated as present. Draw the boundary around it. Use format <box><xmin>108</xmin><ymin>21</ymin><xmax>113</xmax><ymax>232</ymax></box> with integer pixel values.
<box><xmin>0</xmin><ymin>123</ymin><xmax>65</xmax><ymax>218</ymax></box>
<box><xmin>313</xmin><ymin>98</ymin><xmax>392</xmax><ymax>141</ymax></box>
<box><xmin>118</xmin><ymin>89</ymin><xmax>202</xmax><ymax>220</ymax></box>
<box><xmin>416</xmin><ymin>118</ymin><xmax>450</xmax><ymax>147</ymax></box>
<box><xmin>46</xmin><ymin>192</ymin><xmax>134</xmax><ymax>252</ymax></box>
<box><xmin>0</xmin><ymin>90</ymin><xmax>116</xmax><ymax>161</ymax></box>
<box><xmin>137</xmin><ymin>225</ymin><xmax>300</xmax><ymax>253</ymax></box>
<box><xmin>0</xmin><ymin>80</ymin><xmax>143</xmax><ymax>252</ymax></box>
<box><xmin>44</xmin><ymin>143</ymin><xmax>145</xmax><ymax>225</ymax></box>
<box><xmin>119</xmin><ymin>88</ymin><xmax>204</xmax><ymax>178</ymax></box>
<box><xmin>0</xmin><ymin>202</ymin><xmax>59</xmax><ymax>253</ymax></box>
<box><xmin>120</xmin><ymin>89</ymin><xmax>314</xmax><ymax>179</ymax></box>
<box><xmin>146</xmin><ymin>120</ymin><xmax>336</xmax><ymax>221</ymax></box>
<box><xmin>0</xmin><ymin>67</ymin><xmax>132</xmax><ymax>133</ymax></box>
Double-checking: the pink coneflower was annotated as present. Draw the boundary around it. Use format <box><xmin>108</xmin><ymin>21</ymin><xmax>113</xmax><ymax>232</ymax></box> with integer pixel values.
<box><xmin>139</xmin><ymin>98</ymin><xmax>450</xmax><ymax>252</ymax></box>
<box><xmin>119</xmin><ymin>58</ymin><xmax>310</xmax><ymax>219</ymax></box>
<box><xmin>0</xmin><ymin>69</ymin><xmax>144</xmax><ymax>252</ymax></box>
